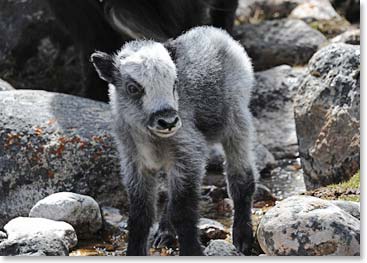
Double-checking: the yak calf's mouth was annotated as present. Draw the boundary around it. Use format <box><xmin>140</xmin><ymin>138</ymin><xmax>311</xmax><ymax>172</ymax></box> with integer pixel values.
<box><xmin>148</xmin><ymin>121</ymin><xmax>182</xmax><ymax>138</ymax></box>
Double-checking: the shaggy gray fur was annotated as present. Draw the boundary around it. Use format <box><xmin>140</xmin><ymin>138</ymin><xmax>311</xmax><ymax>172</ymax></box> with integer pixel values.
<box><xmin>91</xmin><ymin>26</ymin><xmax>257</xmax><ymax>256</ymax></box>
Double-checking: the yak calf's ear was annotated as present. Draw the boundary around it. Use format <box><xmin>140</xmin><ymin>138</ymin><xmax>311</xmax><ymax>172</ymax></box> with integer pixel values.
<box><xmin>90</xmin><ymin>51</ymin><xmax>114</xmax><ymax>83</ymax></box>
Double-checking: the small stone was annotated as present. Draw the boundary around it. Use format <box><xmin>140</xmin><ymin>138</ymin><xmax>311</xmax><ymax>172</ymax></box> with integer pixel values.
<box><xmin>0</xmin><ymin>234</ymin><xmax>69</xmax><ymax>256</ymax></box>
<box><xmin>101</xmin><ymin>206</ymin><xmax>128</xmax><ymax>238</ymax></box>
<box><xmin>307</xmin><ymin>17</ymin><xmax>351</xmax><ymax>38</ymax></box>
<box><xmin>198</xmin><ymin>218</ymin><xmax>229</xmax><ymax>244</ymax></box>
<box><xmin>219</xmin><ymin>198</ymin><xmax>234</xmax><ymax>213</ymax></box>
<box><xmin>289</xmin><ymin>0</ymin><xmax>340</xmax><ymax>22</ymax></box>
<box><xmin>101</xmin><ymin>206</ymin><xmax>124</xmax><ymax>227</ymax></box>
<box><xmin>202</xmin><ymin>185</ymin><xmax>228</xmax><ymax>203</ymax></box>
<box><xmin>236</xmin><ymin>0</ymin><xmax>301</xmax><ymax>23</ymax></box>
<box><xmin>253</xmin><ymin>183</ymin><xmax>277</xmax><ymax>203</ymax></box>
<box><xmin>0</xmin><ymin>79</ymin><xmax>15</xmax><ymax>91</ymax></box>
<box><xmin>4</xmin><ymin>217</ymin><xmax>77</xmax><ymax>250</ymax></box>
<box><xmin>29</xmin><ymin>192</ymin><xmax>103</xmax><ymax>239</ymax></box>
<box><xmin>254</xmin><ymin>144</ymin><xmax>276</xmax><ymax>174</ymax></box>
<box><xmin>330</xmin><ymin>28</ymin><xmax>360</xmax><ymax>45</ymax></box>
<box><xmin>0</xmin><ymin>231</ymin><xmax>7</xmax><ymax>240</ymax></box>
<box><xmin>255</xmin><ymin>210</ymin><xmax>264</xmax><ymax>216</ymax></box>
<box><xmin>204</xmin><ymin>240</ymin><xmax>241</xmax><ymax>256</ymax></box>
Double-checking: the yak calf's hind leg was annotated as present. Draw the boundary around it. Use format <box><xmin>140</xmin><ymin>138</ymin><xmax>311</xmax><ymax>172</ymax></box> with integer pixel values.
<box><xmin>222</xmin><ymin>114</ymin><xmax>256</xmax><ymax>255</ymax></box>
<box><xmin>153</xmin><ymin>202</ymin><xmax>177</xmax><ymax>249</ymax></box>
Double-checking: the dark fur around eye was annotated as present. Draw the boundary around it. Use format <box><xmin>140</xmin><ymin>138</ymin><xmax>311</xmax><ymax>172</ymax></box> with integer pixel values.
<box><xmin>126</xmin><ymin>79</ymin><xmax>144</xmax><ymax>96</ymax></box>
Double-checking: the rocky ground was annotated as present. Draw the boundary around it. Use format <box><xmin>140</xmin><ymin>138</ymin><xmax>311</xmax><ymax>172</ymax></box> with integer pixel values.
<box><xmin>0</xmin><ymin>0</ymin><xmax>360</xmax><ymax>257</ymax></box>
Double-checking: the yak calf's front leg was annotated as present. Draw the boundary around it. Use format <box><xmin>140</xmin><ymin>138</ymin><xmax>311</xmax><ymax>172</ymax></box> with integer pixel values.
<box><xmin>226</xmin><ymin>167</ymin><xmax>255</xmax><ymax>255</ymax></box>
<box><xmin>125</xmin><ymin>168</ymin><xmax>156</xmax><ymax>256</ymax></box>
<box><xmin>167</xmin><ymin>156</ymin><xmax>206</xmax><ymax>255</ymax></box>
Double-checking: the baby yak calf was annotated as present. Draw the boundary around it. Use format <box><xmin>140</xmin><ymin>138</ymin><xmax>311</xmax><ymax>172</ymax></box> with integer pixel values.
<box><xmin>91</xmin><ymin>26</ymin><xmax>257</xmax><ymax>256</ymax></box>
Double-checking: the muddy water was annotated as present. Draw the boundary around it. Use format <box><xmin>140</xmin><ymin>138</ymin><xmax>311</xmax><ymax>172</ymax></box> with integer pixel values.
<box><xmin>70</xmin><ymin>158</ymin><xmax>306</xmax><ymax>256</ymax></box>
<box><xmin>261</xmin><ymin>158</ymin><xmax>306</xmax><ymax>200</ymax></box>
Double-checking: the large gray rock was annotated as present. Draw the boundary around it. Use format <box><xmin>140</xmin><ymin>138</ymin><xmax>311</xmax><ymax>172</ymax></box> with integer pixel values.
<box><xmin>29</xmin><ymin>192</ymin><xmax>103</xmax><ymax>239</ymax></box>
<box><xmin>234</xmin><ymin>19</ymin><xmax>326</xmax><ymax>70</ymax></box>
<box><xmin>204</xmin><ymin>240</ymin><xmax>241</xmax><ymax>256</ymax></box>
<box><xmin>3</xmin><ymin>217</ymin><xmax>77</xmax><ymax>250</ymax></box>
<box><xmin>257</xmin><ymin>195</ymin><xmax>360</xmax><ymax>256</ymax></box>
<box><xmin>0</xmin><ymin>90</ymin><xmax>126</xmax><ymax>228</ymax></box>
<box><xmin>0</xmin><ymin>0</ymin><xmax>82</xmax><ymax>95</ymax></box>
<box><xmin>294</xmin><ymin>44</ymin><xmax>360</xmax><ymax>189</ymax></box>
<box><xmin>251</xmin><ymin>65</ymin><xmax>306</xmax><ymax>159</ymax></box>
<box><xmin>331</xmin><ymin>200</ymin><xmax>360</xmax><ymax>220</ymax></box>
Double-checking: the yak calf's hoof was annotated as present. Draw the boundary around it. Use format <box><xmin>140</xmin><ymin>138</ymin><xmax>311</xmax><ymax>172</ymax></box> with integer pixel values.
<box><xmin>233</xmin><ymin>230</ymin><xmax>253</xmax><ymax>255</ymax></box>
<box><xmin>153</xmin><ymin>229</ymin><xmax>177</xmax><ymax>249</ymax></box>
<box><xmin>179</xmin><ymin>243</ymin><xmax>205</xmax><ymax>256</ymax></box>
<box><xmin>233</xmin><ymin>226</ymin><xmax>254</xmax><ymax>256</ymax></box>
<box><xmin>234</xmin><ymin>240</ymin><xmax>252</xmax><ymax>256</ymax></box>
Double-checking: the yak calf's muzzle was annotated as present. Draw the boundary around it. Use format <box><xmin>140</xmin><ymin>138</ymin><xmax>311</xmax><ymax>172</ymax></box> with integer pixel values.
<box><xmin>148</xmin><ymin>109</ymin><xmax>182</xmax><ymax>138</ymax></box>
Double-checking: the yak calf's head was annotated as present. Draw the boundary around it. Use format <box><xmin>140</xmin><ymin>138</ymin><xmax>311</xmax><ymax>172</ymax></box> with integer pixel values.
<box><xmin>91</xmin><ymin>41</ymin><xmax>181</xmax><ymax>138</ymax></box>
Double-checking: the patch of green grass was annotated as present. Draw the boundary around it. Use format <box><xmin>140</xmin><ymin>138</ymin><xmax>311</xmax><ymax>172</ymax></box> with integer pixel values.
<box><xmin>339</xmin><ymin>195</ymin><xmax>360</xmax><ymax>202</ymax></box>
<box><xmin>304</xmin><ymin>171</ymin><xmax>360</xmax><ymax>202</ymax></box>
<box><xmin>308</xmin><ymin>18</ymin><xmax>351</xmax><ymax>38</ymax></box>
<box><xmin>329</xmin><ymin>171</ymin><xmax>360</xmax><ymax>202</ymax></box>
<box><xmin>329</xmin><ymin>171</ymin><xmax>360</xmax><ymax>190</ymax></box>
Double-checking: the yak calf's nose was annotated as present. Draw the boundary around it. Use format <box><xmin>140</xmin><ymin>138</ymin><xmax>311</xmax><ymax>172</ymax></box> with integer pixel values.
<box><xmin>157</xmin><ymin>116</ymin><xmax>180</xmax><ymax>130</ymax></box>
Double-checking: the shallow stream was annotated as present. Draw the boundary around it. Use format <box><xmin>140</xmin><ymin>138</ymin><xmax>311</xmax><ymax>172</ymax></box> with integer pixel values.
<box><xmin>70</xmin><ymin>158</ymin><xmax>306</xmax><ymax>256</ymax></box>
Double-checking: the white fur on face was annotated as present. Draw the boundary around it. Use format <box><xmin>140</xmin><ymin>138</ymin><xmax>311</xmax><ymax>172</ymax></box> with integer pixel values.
<box><xmin>116</xmin><ymin>42</ymin><xmax>178</xmax><ymax>114</ymax></box>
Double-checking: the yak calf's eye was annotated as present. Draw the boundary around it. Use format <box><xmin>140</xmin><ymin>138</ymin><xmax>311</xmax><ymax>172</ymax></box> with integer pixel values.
<box><xmin>126</xmin><ymin>82</ymin><xmax>142</xmax><ymax>96</ymax></box>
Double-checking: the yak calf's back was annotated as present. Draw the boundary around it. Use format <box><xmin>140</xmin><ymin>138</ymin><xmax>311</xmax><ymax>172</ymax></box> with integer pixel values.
<box><xmin>171</xmin><ymin>27</ymin><xmax>254</xmax><ymax>140</ymax></box>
